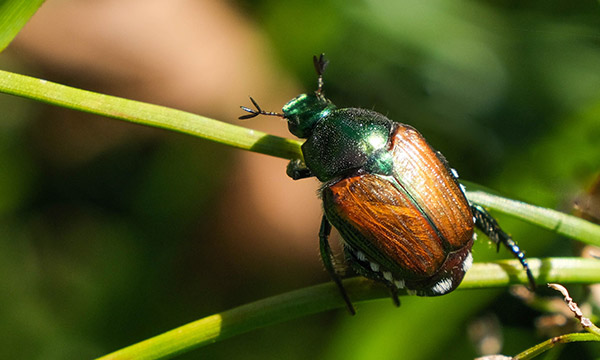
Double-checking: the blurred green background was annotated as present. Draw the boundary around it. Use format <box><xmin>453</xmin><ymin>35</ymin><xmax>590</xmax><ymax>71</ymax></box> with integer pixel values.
<box><xmin>1</xmin><ymin>0</ymin><xmax>599</xmax><ymax>359</ymax></box>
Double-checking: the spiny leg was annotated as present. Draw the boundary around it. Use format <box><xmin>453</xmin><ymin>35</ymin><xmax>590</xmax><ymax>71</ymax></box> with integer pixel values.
<box><xmin>319</xmin><ymin>215</ymin><xmax>356</xmax><ymax>315</ymax></box>
<box><xmin>471</xmin><ymin>204</ymin><xmax>536</xmax><ymax>289</ymax></box>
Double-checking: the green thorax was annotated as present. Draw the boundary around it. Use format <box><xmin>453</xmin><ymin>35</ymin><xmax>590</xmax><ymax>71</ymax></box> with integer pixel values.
<box><xmin>284</xmin><ymin>93</ymin><xmax>395</xmax><ymax>182</ymax></box>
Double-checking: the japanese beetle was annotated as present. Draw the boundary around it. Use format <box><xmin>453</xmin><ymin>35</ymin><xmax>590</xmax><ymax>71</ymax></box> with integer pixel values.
<box><xmin>240</xmin><ymin>54</ymin><xmax>535</xmax><ymax>314</ymax></box>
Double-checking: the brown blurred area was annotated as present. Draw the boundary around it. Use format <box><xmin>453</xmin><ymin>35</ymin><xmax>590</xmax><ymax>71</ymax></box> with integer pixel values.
<box><xmin>9</xmin><ymin>0</ymin><xmax>324</xmax><ymax>295</ymax></box>
<box><xmin>4</xmin><ymin>1</ymin><xmax>600</xmax><ymax>359</ymax></box>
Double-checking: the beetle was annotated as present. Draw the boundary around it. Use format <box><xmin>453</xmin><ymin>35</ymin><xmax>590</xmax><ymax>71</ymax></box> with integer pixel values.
<box><xmin>240</xmin><ymin>54</ymin><xmax>535</xmax><ymax>314</ymax></box>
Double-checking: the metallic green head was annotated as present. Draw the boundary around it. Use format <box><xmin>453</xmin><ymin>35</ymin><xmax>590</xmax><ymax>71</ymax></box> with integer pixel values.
<box><xmin>283</xmin><ymin>93</ymin><xmax>336</xmax><ymax>139</ymax></box>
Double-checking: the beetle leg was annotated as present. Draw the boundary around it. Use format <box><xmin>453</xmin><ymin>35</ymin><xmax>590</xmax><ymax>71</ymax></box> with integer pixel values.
<box><xmin>319</xmin><ymin>215</ymin><xmax>356</xmax><ymax>315</ymax></box>
<box><xmin>343</xmin><ymin>247</ymin><xmax>402</xmax><ymax>307</ymax></box>
<box><xmin>287</xmin><ymin>159</ymin><xmax>314</xmax><ymax>180</ymax></box>
<box><xmin>471</xmin><ymin>204</ymin><xmax>536</xmax><ymax>290</ymax></box>
<box><xmin>388</xmin><ymin>286</ymin><xmax>400</xmax><ymax>307</ymax></box>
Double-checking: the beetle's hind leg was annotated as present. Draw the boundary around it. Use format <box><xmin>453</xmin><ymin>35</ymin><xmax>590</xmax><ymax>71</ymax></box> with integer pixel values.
<box><xmin>471</xmin><ymin>204</ymin><xmax>536</xmax><ymax>290</ymax></box>
<box><xmin>319</xmin><ymin>215</ymin><xmax>356</xmax><ymax>315</ymax></box>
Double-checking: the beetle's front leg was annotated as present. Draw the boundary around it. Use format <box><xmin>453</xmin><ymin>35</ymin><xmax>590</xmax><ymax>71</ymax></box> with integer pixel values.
<box><xmin>319</xmin><ymin>215</ymin><xmax>356</xmax><ymax>315</ymax></box>
<box><xmin>286</xmin><ymin>159</ymin><xmax>313</xmax><ymax>180</ymax></box>
<box><xmin>471</xmin><ymin>204</ymin><xmax>536</xmax><ymax>290</ymax></box>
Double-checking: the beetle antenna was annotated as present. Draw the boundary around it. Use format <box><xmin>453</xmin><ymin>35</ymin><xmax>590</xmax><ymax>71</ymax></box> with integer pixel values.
<box><xmin>239</xmin><ymin>97</ymin><xmax>284</xmax><ymax>120</ymax></box>
<box><xmin>313</xmin><ymin>53</ymin><xmax>329</xmax><ymax>96</ymax></box>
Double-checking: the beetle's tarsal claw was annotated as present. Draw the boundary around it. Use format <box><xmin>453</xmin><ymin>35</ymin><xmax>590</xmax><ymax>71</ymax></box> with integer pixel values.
<box><xmin>343</xmin><ymin>293</ymin><xmax>357</xmax><ymax>315</ymax></box>
<box><xmin>389</xmin><ymin>287</ymin><xmax>401</xmax><ymax>307</ymax></box>
<box><xmin>523</xmin><ymin>263</ymin><xmax>536</xmax><ymax>291</ymax></box>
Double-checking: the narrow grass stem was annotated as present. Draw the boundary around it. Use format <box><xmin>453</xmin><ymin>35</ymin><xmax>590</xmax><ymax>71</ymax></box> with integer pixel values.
<box><xmin>96</xmin><ymin>258</ymin><xmax>600</xmax><ymax>360</ymax></box>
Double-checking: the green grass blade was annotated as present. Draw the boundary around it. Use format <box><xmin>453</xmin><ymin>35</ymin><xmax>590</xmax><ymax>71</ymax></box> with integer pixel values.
<box><xmin>467</xmin><ymin>190</ymin><xmax>600</xmax><ymax>247</ymax></box>
<box><xmin>96</xmin><ymin>258</ymin><xmax>600</xmax><ymax>360</ymax></box>
<box><xmin>0</xmin><ymin>69</ymin><xmax>303</xmax><ymax>160</ymax></box>
<box><xmin>0</xmin><ymin>0</ymin><xmax>45</xmax><ymax>52</ymax></box>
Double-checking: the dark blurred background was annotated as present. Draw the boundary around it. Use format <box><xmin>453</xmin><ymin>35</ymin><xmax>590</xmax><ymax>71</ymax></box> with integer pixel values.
<box><xmin>1</xmin><ymin>0</ymin><xmax>599</xmax><ymax>359</ymax></box>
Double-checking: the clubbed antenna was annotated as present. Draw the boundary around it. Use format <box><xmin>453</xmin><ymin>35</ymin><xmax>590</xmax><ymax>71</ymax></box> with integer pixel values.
<box><xmin>313</xmin><ymin>53</ymin><xmax>329</xmax><ymax>95</ymax></box>
<box><xmin>239</xmin><ymin>97</ymin><xmax>284</xmax><ymax>120</ymax></box>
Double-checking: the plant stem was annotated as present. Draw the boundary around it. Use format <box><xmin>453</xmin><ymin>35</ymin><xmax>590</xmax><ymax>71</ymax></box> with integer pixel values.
<box><xmin>514</xmin><ymin>333</ymin><xmax>599</xmax><ymax>360</ymax></box>
<box><xmin>468</xmin><ymin>191</ymin><xmax>600</xmax><ymax>247</ymax></box>
<box><xmin>96</xmin><ymin>258</ymin><xmax>600</xmax><ymax>360</ymax></box>
<box><xmin>0</xmin><ymin>70</ymin><xmax>303</xmax><ymax>160</ymax></box>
